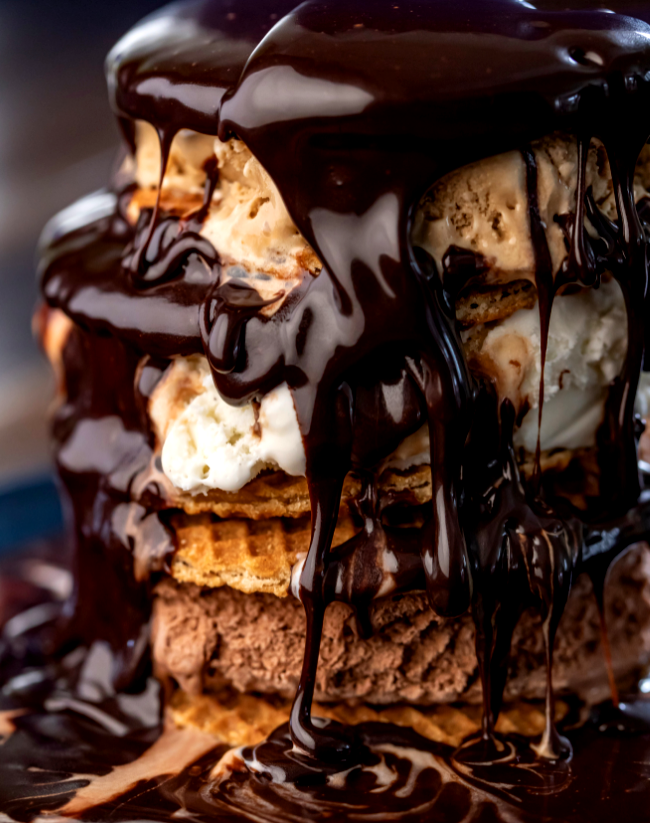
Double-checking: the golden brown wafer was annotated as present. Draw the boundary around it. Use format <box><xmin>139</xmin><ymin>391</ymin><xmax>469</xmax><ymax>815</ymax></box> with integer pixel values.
<box><xmin>456</xmin><ymin>280</ymin><xmax>537</xmax><ymax>328</ymax></box>
<box><xmin>175</xmin><ymin>465</ymin><xmax>432</xmax><ymax>521</ymax></box>
<box><xmin>170</xmin><ymin>511</ymin><xmax>358</xmax><ymax>596</ymax></box>
<box><xmin>169</xmin><ymin>688</ymin><xmax>568</xmax><ymax>750</ymax></box>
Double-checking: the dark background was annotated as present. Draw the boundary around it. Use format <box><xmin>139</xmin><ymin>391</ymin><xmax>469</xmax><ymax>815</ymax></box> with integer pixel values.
<box><xmin>0</xmin><ymin>0</ymin><xmax>163</xmax><ymax>483</ymax></box>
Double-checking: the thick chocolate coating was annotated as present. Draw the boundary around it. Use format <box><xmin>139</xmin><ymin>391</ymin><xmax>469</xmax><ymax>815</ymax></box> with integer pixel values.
<box><xmin>6</xmin><ymin>0</ymin><xmax>650</xmax><ymax>819</ymax></box>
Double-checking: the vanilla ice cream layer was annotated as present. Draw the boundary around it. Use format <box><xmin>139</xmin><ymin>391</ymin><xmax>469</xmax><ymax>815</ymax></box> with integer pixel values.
<box><xmin>152</xmin><ymin>276</ymin><xmax>626</xmax><ymax>495</ymax></box>
<box><xmin>150</xmin><ymin>355</ymin><xmax>435</xmax><ymax>494</ymax></box>
<box><xmin>380</xmin><ymin>282</ymin><xmax>628</xmax><ymax>469</ymax></box>
<box><xmin>150</xmin><ymin>357</ymin><xmax>306</xmax><ymax>493</ymax></box>
<box><xmin>465</xmin><ymin>278</ymin><xmax>628</xmax><ymax>453</ymax></box>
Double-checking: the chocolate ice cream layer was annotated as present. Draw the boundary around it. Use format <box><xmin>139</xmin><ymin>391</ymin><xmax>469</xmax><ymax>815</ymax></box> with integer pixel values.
<box><xmin>153</xmin><ymin>544</ymin><xmax>650</xmax><ymax>707</ymax></box>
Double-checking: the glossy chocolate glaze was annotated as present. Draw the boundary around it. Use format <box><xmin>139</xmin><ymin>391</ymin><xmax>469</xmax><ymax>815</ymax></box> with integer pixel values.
<box><xmin>5</xmin><ymin>0</ymin><xmax>650</xmax><ymax>819</ymax></box>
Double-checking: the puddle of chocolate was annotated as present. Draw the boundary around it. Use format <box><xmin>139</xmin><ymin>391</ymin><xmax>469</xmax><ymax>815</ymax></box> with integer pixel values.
<box><xmin>1</xmin><ymin>544</ymin><xmax>650</xmax><ymax>823</ymax></box>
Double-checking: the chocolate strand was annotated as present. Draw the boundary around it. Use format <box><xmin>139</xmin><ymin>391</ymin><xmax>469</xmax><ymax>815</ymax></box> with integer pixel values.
<box><xmin>521</xmin><ymin>146</ymin><xmax>556</xmax><ymax>487</ymax></box>
<box><xmin>291</xmin><ymin>473</ymin><xmax>356</xmax><ymax>762</ymax></box>
<box><xmin>128</xmin><ymin>129</ymin><xmax>174</xmax><ymax>281</ymax></box>
<box><xmin>564</xmin><ymin>133</ymin><xmax>598</xmax><ymax>288</ymax></box>
<box><xmin>590</xmin><ymin>561</ymin><xmax>621</xmax><ymax>708</ymax></box>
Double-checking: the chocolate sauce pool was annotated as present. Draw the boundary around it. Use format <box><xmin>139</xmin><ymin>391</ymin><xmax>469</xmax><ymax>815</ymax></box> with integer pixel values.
<box><xmin>5</xmin><ymin>0</ymin><xmax>650</xmax><ymax>819</ymax></box>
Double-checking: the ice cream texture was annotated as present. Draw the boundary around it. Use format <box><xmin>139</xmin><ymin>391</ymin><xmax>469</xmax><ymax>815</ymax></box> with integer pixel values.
<box><xmin>139</xmin><ymin>129</ymin><xmax>642</xmax><ymax>493</ymax></box>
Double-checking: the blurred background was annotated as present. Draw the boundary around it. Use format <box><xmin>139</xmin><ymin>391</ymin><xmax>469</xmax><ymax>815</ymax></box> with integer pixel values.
<box><xmin>0</xmin><ymin>0</ymin><xmax>163</xmax><ymax>547</ymax></box>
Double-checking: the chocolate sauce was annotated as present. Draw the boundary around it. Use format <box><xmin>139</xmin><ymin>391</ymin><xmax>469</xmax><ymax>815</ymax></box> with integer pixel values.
<box><xmin>460</xmin><ymin>390</ymin><xmax>581</xmax><ymax>759</ymax></box>
<box><xmin>521</xmin><ymin>147</ymin><xmax>555</xmax><ymax>483</ymax></box>
<box><xmin>6</xmin><ymin>0</ymin><xmax>650</xmax><ymax>819</ymax></box>
<box><xmin>123</xmin><ymin>155</ymin><xmax>220</xmax><ymax>284</ymax></box>
<box><xmin>3</xmin><ymin>657</ymin><xmax>650</xmax><ymax>823</ymax></box>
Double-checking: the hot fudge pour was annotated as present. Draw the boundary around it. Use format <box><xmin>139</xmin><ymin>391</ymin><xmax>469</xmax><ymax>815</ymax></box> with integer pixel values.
<box><xmin>3</xmin><ymin>0</ymin><xmax>650</xmax><ymax>819</ymax></box>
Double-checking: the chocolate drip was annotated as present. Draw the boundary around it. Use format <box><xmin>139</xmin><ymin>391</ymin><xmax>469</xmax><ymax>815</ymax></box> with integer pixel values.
<box><xmin>521</xmin><ymin>147</ymin><xmax>556</xmax><ymax>483</ymax></box>
<box><xmin>589</xmin><ymin>559</ymin><xmax>621</xmax><ymax>708</ymax></box>
<box><xmin>40</xmin><ymin>323</ymin><xmax>176</xmax><ymax>691</ymax></box>
<box><xmin>201</xmin><ymin>280</ymin><xmax>286</xmax><ymax>377</ymax></box>
<box><xmin>124</xmin><ymin>154</ymin><xmax>220</xmax><ymax>284</ymax></box>
<box><xmin>323</xmin><ymin>478</ymin><xmax>425</xmax><ymax>624</ymax></box>
<box><xmin>595</xmin><ymin>133</ymin><xmax>648</xmax><ymax>519</ymax></box>
<box><xmin>39</xmin><ymin>189</ymin><xmax>210</xmax><ymax>358</ymax></box>
<box><xmin>463</xmin><ymin>388</ymin><xmax>580</xmax><ymax>759</ymax></box>
<box><xmin>563</xmin><ymin>135</ymin><xmax>599</xmax><ymax>288</ymax></box>
<box><xmin>22</xmin><ymin>0</ymin><xmax>650</xmax><ymax>807</ymax></box>
<box><xmin>274</xmin><ymin>475</ymin><xmax>427</xmax><ymax>769</ymax></box>
<box><xmin>106</xmin><ymin>0</ymin><xmax>302</xmax><ymax>136</ymax></box>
